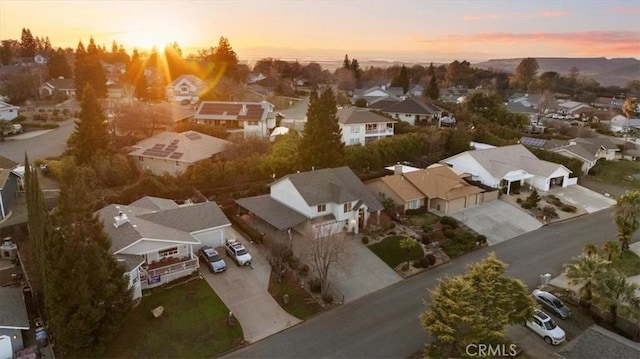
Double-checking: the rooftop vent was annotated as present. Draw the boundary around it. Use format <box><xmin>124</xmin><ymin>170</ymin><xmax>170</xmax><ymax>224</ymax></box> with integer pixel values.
<box><xmin>114</xmin><ymin>212</ymin><xmax>129</xmax><ymax>228</ymax></box>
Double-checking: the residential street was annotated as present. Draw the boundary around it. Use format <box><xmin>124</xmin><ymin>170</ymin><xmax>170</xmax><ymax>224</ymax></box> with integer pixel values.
<box><xmin>224</xmin><ymin>208</ymin><xmax>634</xmax><ymax>359</ymax></box>
<box><xmin>0</xmin><ymin>118</ymin><xmax>75</xmax><ymax>163</ymax></box>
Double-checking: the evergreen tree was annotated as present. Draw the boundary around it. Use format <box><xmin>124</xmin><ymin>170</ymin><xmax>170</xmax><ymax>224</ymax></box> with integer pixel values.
<box><xmin>391</xmin><ymin>65</ymin><xmax>409</xmax><ymax>94</ymax></box>
<box><xmin>298</xmin><ymin>87</ymin><xmax>345</xmax><ymax>169</ymax></box>
<box><xmin>425</xmin><ymin>63</ymin><xmax>440</xmax><ymax>100</ymax></box>
<box><xmin>66</xmin><ymin>84</ymin><xmax>111</xmax><ymax>164</ymax></box>
<box><xmin>20</xmin><ymin>28</ymin><xmax>36</xmax><ymax>57</ymax></box>
<box><xmin>212</xmin><ymin>36</ymin><xmax>239</xmax><ymax>80</ymax></box>
<box><xmin>0</xmin><ymin>40</ymin><xmax>14</xmax><ymax>65</ymax></box>
<box><xmin>164</xmin><ymin>41</ymin><xmax>187</xmax><ymax>81</ymax></box>
<box><xmin>24</xmin><ymin>154</ymin><xmax>52</xmax><ymax>288</ymax></box>
<box><xmin>446</xmin><ymin>122</ymin><xmax>471</xmax><ymax>155</ymax></box>
<box><xmin>48</xmin><ymin>48</ymin><xmax>72</xmax><ymax>79</ymax></box>
<box><xmin>45</xmin><ymin>166</ymin><xmax>132</xmax><ymax>356</ymax></box>
<box><xmin>512</xmin><ymin>57</ymin><xmax>539</xmax><ymax>91</ymax></box>
<box><xmin>350</xmin><ymin>58</ymin><xmax>361</xmax><ymax>88</ymax></box>
<box><xmin>342</xmin><ymin>54</ymin><xmax>351</xmax><ymax>69</ymax></box>
<box><xmin>74</xmin><ymin>38</ymin><xmax>107</xmax><ymax>99</ymax></box>
<box><xmin>73</xmin><ymin>41</ymin><xmax>87</xmax><ymax>97</ymax></box>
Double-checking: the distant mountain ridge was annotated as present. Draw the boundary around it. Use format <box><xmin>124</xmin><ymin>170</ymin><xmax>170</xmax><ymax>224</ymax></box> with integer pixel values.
<box><xmin>473</xmin><ymin>57</ymin><xmax>640</xmax><ymax>87</ymax></box>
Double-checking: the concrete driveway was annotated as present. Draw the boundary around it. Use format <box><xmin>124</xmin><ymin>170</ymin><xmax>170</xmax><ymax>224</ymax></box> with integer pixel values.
<box><xmin>449</xmin><ymin>200</ymin><xmax>543</xmax><ymax>246</ymax></box>
<box><xmin>547</xmin><ymin>185</ymin><xmax>617</xmax><ymax>214</ymax></box>
<box><xmin>201</xmin><ymin>228</ymin><xmax>301</xmax><ymax>344</ymax></box>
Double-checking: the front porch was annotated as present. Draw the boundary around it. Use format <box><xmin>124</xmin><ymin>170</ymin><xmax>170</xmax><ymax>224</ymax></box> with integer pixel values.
<box><xmin>140</xmin><ymin>254</ymin><xmax>199</xmax><ymax>289</ymax></box>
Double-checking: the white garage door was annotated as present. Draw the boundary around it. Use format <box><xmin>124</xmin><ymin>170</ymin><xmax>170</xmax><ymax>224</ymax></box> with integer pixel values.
<box><xmin>193</xmin><ymin>230</ymin><xmax>224</xmax><ymax>249</ymax></box>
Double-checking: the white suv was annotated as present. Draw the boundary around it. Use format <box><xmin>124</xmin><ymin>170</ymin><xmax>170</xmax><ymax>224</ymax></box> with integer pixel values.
<box><xmin>525</xmin><ymin>310</ymin><xmax>566</xmax><ymax>345</ymax></box>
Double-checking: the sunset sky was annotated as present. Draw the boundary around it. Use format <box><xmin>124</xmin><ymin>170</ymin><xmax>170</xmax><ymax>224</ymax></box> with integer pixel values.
<box><xmin>1</xmin><ymin>0</ymin><xmax>639</xmax><ymax>63</ymax></box>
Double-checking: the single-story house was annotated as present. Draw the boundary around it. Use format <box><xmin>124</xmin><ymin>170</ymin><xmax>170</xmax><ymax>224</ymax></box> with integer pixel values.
<box><xmin>39</xmin><ymin>77</ymin><xmax>76</xmax><ymax>98</ymax></box>
<box><xmin>236</xmin><ymin>166</ymin><xmax>383</xmax><ymax>238</ymax></box>
<box><xmin>165</xmin><ymin>74</ymin><xmax>208</xmax><ymax>103</ymax></box>
<box><xmin>193</xmin><ymin>101</ymin><xmax>276</xmax><ymax>138</ymax></box>
<box><xmin>337</xmin><ymin>107</ymin><xmax>396</xmax><ymax>146</ymax></box>
<box><xmin>523</xmin><ymin>136</ymin><xmax>620</xmax><ymax>174</ymax></box>
<box><xmin>128</xmin><ymin>131</ymin><xmax>232</xmax><ymax>176</ymax></box>
<box><xmin>353</xmin><ymin>86</ymin><xmax>401</xmax><ymax>104</ymax></box>
<box><xmin>439</xmin><ymin>87</ymin><xmax>472</xmax><ymax>104</ymax></box>
<box><xmin>0</xmin><ymin>287</ymin><xmax>29</xmax><ymax>354</ymax></box>
<box><xmin>556</xmin><ymin>325</ymin><xmax>640</xmax><ymax>359</ymax></box>
<box><xmin>96</xmin><ymin>196</ymin><xmax>232</xmax><ymax>299</ymax></box>
<box><xmin>366</xmin><ymin>164</ymin><xmax>491</xmax><ymax>214</ymax></box>
<box><xmin>440</xmin><ymin>144</ymin><xmax>574</xmax><ymax>194</ymax></box>
<box><xmin>378</xmin><ymin>97</ymin><xmax>444</xmax><ymax>126</ymax></box>
<box><xmin>609</xmin><ymin>114</ymin><xmax>640</xmax><ymax>134</ymax></box>
<box><xmin>0</xmin><ymin>169</ymin><xmax>21</xmax><ymax>221</ymax></box>
<box><xmin>0</xmin><ymin>102</ymin><xmax>19</xmax><ymax>122</ymax></box>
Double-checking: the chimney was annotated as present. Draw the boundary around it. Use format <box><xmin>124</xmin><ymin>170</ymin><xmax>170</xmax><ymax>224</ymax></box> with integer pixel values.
<box><xmin>394</xmin><ymin>163</ymin><xmax>403</xmax><ymax>176</ymax></box>
<box><xmin>114</xmin><ymin>212</ymin><xmax>129</xmax><ymax>228</ymax></box>
<box><xmin>240</xmin><ymin>104</ymin><xmax>248</xmax><ymax>116</ymax></box>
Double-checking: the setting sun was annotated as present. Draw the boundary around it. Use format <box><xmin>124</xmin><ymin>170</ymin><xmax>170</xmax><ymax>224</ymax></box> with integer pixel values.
<box><xmin>121</xmin><ymin>25</ymin><xmax>187</xmax><ymax>51</ymax></box>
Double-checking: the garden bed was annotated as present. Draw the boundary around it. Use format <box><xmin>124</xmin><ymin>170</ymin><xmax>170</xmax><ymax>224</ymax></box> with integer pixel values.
<box><xmin>267</xmin><ymin>270</ymin><xmax>324</xmax><ymax>320</ymax></box>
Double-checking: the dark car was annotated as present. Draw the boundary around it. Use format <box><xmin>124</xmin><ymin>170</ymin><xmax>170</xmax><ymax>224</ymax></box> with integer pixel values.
<box><xmin>199</xmin><ymin>245</ymin><xmax>227</xmax><ymax>273</ymax></box>
<box><xmin>532</xmin><ymin>289</ymin><xmax>571</xmax><ymax>319</ymax></box>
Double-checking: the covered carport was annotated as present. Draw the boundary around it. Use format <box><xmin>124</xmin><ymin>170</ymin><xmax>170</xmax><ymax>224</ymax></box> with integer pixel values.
<box><xmin>236</xmin><ymin>195</ymin><xmax>308</xmax><ymax>244</ymax></box>
<box><xmin>501</xmin><ymin>170</ymin><xmax>534</xmax><ymax>195</ymax></box>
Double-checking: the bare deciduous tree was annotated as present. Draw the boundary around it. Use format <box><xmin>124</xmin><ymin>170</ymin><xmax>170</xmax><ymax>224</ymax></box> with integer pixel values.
<box><xmin>305</xmin><ymin>229</ymin><xmax>349</xmax><ymax>297</ymax></box>
<box><xmin>267</xmin><ymin>241</ymin><xmax>293</xmax><ymax>283</ymax></box>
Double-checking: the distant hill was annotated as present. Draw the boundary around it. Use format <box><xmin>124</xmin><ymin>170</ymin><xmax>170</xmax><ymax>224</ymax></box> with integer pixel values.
<box><xmin>473</xmin><ymin>57</ymin><xmax>640</xmax><ymax>87</ymax></box>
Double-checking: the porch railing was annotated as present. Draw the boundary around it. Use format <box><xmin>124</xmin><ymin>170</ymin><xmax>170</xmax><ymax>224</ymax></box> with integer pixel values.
<box><xmin>142</xmin><ymin>258</ymin><xmax>199</xmax><ymax>280</ymax></box>
<box><xmin>365</xmin><ymin>128</ymin><xmax>393</xmax><ymax>135</ymax></box>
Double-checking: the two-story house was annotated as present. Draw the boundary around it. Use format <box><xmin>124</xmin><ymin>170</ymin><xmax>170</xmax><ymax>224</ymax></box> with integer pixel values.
<box><xmin>39</xmin><ymin>77</ymin><xmax>76</xmax><ymax>98</ymax></box>
<box><xmin>337</xmin><ymin>107</ymin><xmax>396</xmax><ymax>146</ymax></box>
<box><xmin>193</xmin><ymin>101</ymin><xmax>276</xmax><ymax>138</ymax></box>
<box><xmin>236</xmin><ymin>167</ymin><xmax>383</xmax><ymax>238</ymax></box>
<box><xmin>0</xmin><ymin>102</ymin><xmax>19</xmax><ymax>121</ymax></box>
<box><xmin>165</xmin><ymin>75</ymin><xmax>208</xmax><ymax>103</ymax></box>
<box><xmin>97</xmin><ymin>196</ymin><xmax>232</xmax><ymax>300</ymax></box>
<box><xmin>378</xmin><ymin>97</ymin><xmax>444</xmax><ymax>126</ymax></box>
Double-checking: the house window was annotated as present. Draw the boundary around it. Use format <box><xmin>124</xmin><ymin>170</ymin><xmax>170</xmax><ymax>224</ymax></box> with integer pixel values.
<box><xmin>180</xmin><ymin>85</ymin><xmax>189</xmax><ymax>94</ymax></box>
<box><xmin>343</xmin><ymin>202</ymin><xmax>353</xmax><ymax>213</ymax></box>
<box><xmin>349</xmin><ymin>138</ymin><xmax>361</xmax><ymax>145</ymax></box>
<box><xmin>350</xmin><ymin>126</ymin><xmax>360</xmax><ymax>133</ymax></box>
<box><xmin>408</xmin><ymin>199</ymin><xmax>420</xmax><ymax>209</ymax></box>
<box><xmin>317</xmin><ymin>204</ymin><xmax>326</xmax><ymax>212</ymax></box>
<box><xmin>158</xmin><ymin>246</ymin><xmax>178</xmax><ymax>258</ymax></box>
<box><xmin>365</xmin><ymin>123</ymin><xmax>376</xmax><ymax>131</ymax></box>
<box><xmin>247</xmin><ymin>120</ymin><xmax>259</xmax><ymax>126</ymax></box>
<box><xmin>138</xmin><ymin>156</ymin><xmax>143</xmax><ymax>162</ymax></box>
<box><xmin>378</xmin><ymin>192</ymin><xmax>385</xmax><ymax>198</ymax></box>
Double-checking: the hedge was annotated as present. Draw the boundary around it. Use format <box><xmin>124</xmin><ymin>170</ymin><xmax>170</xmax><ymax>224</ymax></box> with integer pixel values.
<box><xmin>225</xmin><ymin>211</ymin><xmax>265</xmax><ymax>244</ymax></box>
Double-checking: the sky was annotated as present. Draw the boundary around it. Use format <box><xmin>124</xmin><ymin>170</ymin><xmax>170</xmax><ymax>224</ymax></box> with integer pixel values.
<box><xmin>1</xmin><ymin>0</ymin><xmax>639</xmax><ymax>63</ymax></box>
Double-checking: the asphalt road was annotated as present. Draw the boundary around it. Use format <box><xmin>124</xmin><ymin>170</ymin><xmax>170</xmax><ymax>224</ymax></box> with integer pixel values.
<box><xmin>225</xmin><ymin>208</ymin><xmax>634</xmax><ymax>359</ymax></box>
<box><xmin>0</xmin><ymin>119</ymin><xmax>76</xmax><ymax>163</ymax></box>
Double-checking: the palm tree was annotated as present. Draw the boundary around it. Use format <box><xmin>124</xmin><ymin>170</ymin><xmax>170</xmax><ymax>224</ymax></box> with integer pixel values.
<box><xmin>622</xmin><ymin>97</ymin><xmax>638</xmax><ymax>159</ymax></box>
<box><xmin>601</xmin><ymin>241</ymin><xmax>622</xmax><ymax>262</ymax></box>
<box><xmin>592</xmin><ymin>269</ymin><xmax>639</xmax><ymax>326</ymax></box>
<box><xmin>564</xmin><ymin>254</ymin><xmax>609</xmax><ymax>308</ymax></box>
<box><xmin>582</xmin><ymin>243</ymin><xmax>598</xmax><ymax>256</ymax></box>
<box><xmin>614</xmin><ymin>191</ymin><xmax>640</xmax><ymax>251</ymax></box>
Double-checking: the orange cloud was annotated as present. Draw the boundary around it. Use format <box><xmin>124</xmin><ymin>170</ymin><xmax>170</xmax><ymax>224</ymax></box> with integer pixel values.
<box><xmin>415</xmin><ymin>31</ymin><xmax>640</xmax><ymax>57</ymax></box>
<box><xmin>611</xmin><ymin>6</ymin><xmax>640</xmax><ymax>14</ymax></box>
<box><xmin>463</xmin><ymin>11</ymin><xmax>569</xmax><ymax>21</ymax></box>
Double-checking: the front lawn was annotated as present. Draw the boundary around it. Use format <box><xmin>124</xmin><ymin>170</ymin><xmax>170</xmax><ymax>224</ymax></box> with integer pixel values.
<box><xmin>368</xmin><ymin>235</ymin><xmax>424</xmax><ymax>268</ymax></box>
<box><xmin>102</xmin><ymin>278</ymin><xmax>243</xmax><ymax>358</ymax></box>
<box><xmin>610</xmin><ymin>250</ymin><xmax>640</xmax><ymax>277</ymax></box>
<box><xmin>405</xmin><ymin>212</ymin><xmax>441</xmax><ymax>227</ymax></box>
<box><xmin>268</xmin><ymin>270</ymin><xmax>323</xmax><ymax>320</ymax></box>
<box><xmin>589</xmin><ymin>159</ymin><xmax>640</xmax><ymax>189</ymax></box>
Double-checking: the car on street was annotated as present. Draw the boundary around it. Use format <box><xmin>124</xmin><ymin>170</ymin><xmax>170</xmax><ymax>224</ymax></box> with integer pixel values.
<box><xmin>525</xmin><ymin>310</ymin><xmax>566</xmax><ymax>345</ymax></box>
<box><xmin>532</xmin><ymin>289</ymin><xmax>571</xmax><ymax>319</ymax></box>
<box><xmin>199</xmin><ymin>245</ymin><xmax>227</xmax><ymax>273</ymax></box>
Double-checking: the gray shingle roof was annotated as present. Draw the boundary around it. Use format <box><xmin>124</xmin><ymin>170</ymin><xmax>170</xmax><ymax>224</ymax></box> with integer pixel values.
<box><xmin>464</xmin><ymin>144</ymin><xmax>570</xmax><ymax>178</ymax></box>
<box><xmin>96</xmin><ymin>197</ymin><xmax>230</xmax><ymax>253</ymax></box>
<box><xmin>0</xmin><ymin>287</ymin><xmax>29</xmax><ymax>329</ymax></box>
<box><xmin>279</xmin><ymin>167</ymin><xmax>383</xmax><ymax>211</ymax></box>
<box><xmin>556</xmin><ymin>325</ymin><xmax>640</xmax><ymax>359</ymax></box>
<box><xmin>115</xmin><ymin>253</ymin><xmax>145</xmax><ymax>272</ymax></box>
<box><xmin>337</xmin><ymin>108</ymin><xmax>396</xmax><ymax>125</ymax></box>
<box><xmin>381</xmin><ymin>97</ymin><xmax>443</xmax><ymax>115</ymax></box>
<box><xmin>236</xmin><ymin>195</ymin><xmax>308</xmax><ymax>230</ymax></box>
<box><xmin>128</xmin><ymin>131</ymin><xmax>232</xmax><ymax>163</ymax></box>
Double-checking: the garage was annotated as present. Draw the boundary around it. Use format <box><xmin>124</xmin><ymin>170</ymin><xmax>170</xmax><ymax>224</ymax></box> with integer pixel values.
<box><xmin>192</xmin><ymin>227</ymin><xmax>226</xmax><ymax>249</ymax></box>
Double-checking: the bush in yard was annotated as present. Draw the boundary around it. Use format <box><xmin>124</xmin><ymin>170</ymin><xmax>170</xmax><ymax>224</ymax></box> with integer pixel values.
<box><xmin>309</xmin><ymin>278</ymin><xmax>322</xmax><ymax>293</ymax></box>
<box><xmin>413</xmin><ymin>260</ymin><xmax>422</xmax><ymax>268</ymax></box>
<box><xmin>322</xmin><ymin>294</ymin><xmax>334</xmax><ymax>304</ymax></box>
<box><xmin>297</xmin><ymin>263</ymin><xmax>309</xmax><ymax>277</ymax></box>
<box><xmin>418</xmin><ymin>257</ymin><xmax>431</xmax><ymax>268</ymax></box>
<box><xmin>525</xmin><ymin>188</ymin><xmax>541</xmax><ymax>208</ymax></box>
<box><xmin>521</xmin><ymin>201</ymin><xmax>533</xmax><ymax>210</ymax></box>
<box><xmin>401</xmin><ymin>263</ymin><xmax>410</xmax><ymax>271</ymax></box>
<box><xmin>288</xmin><ymin>256</ymin><xmax>300</xmax><ymax>270</ymax></box>
<box><xmin>426</xmin><ymin>253</ymin><xmax>437</xmax><ymax>266</ymax></box>
<box><xmin>440</xmin><ymin>216</ymin><xmax>458</xmax><ymax>228</ymax></box>
<box><xmin>516</xmin><ymin>198</ymin><xmax>522</xmax><ymax>203</ymax></box>
<box><xmin>421</xmin><ymin>233</ymin><xmax>431</xmax><ymax>245</ymax></box>
<box><xmin>477</xmin><ymin>235</ymin><xmax>487</xmax><ymax>245</ymax></box>
<box><xmin>561</xmin><ymin>204</ymin><xmax>577</xmax><ymax>213</ymax></box>
<box><xmin>443</xmin><ymin>229</ymin><xmax>456</xmax><ymax>239</ymax></box>
<box><xmin>542</xmin><ymin>205</ymin><xmax>558</xmax><ymax>218</ymax></box>
<box><xmin>361</xmin><ymin>236</ymin><xmax>370</xmax><ymax>245</ymax></box>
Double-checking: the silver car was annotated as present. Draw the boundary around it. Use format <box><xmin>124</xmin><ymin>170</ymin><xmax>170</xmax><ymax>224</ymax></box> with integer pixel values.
<box><xmin>532</xmin><ymin>289</ymin><xmax>571</xmax><ymax>319</ymax></box>
<box><xmin>199</xmin><ymin>246</ymin><xmax>227</xmax><ymax>273</ymax></box>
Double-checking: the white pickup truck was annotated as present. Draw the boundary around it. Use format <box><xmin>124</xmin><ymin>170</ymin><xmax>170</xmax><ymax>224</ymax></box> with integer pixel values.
<box><xmin>225</xmin><ymin>239</ymin><xmax>252</xmax><ymax>266</ymax></box>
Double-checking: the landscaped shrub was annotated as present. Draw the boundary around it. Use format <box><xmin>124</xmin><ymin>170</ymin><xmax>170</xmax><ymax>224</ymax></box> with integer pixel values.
<box><xmin>309</xmin><ymin>278</ymin><xmax>322</xmax><ymax>293</ymax></box>
<box><xmin>297</xmin><ymin>264</ymin><xmax>309</xmax><ymax>277</ymax></box>
<box><xmin>413</xmin><ymin>260</ymin><xmax>422</xmax><ymax>268</ymax></box>
<box><xmin>442</xmin><ymin>233</ymin><xmax>478</xmax><ymax>257</ymax></box>
<box><xmin>418</xmin><ymin>256</ymin><xmax>431</xmax><ymax>268</ymax></box>
<box><xmin>400</xmin><ymin>263</ymin><xmax>409</xmax><ymax>272</ymax></box>
<box><xmin>420</xmin><ymin>233</ymin><xmax>431</xmax><ymax>245</ymax></box>
<box><xmin>561</xmin><ymin>204</ymin><xmax>577</xmax><ymax>213</ymax></box>
<box><xmin>426</xmin><ymin>253</ymin><xmax>436</xmax><ymax>266</ymax></box>
<box><xmin>525</xmin><ymin>189</ymin><xmax>541</xmax><ymax>208</ymax></box>
<box><xmin>361</xmin><ymin>236</ymin><xmax>370</xmax><ymax>245</ymax></box>
<box><xmin>322</xmin><ymin>294</ymin><xmax>334</xmax><ymax>304</ymax></box>
<box><xmin>516</xmin><ymin>198</ymin><xmax>523</xmax><ymax>203</ymax></box>
<box><xmin>476</xmin><ymin>235</ymin><xmax>487</xmax><ymax>245</ymax></box>
<box><xmin>440</xmin><ymin>216</ymin><xmax>458</xmax><ymax>228</ymax></box>
<box><xmin>288</xmin><ymin>256</ymin><xmax>300</xmax><ymax>270</ymax></box>
<box><xmin>443</xmin><ymin>229</ymin><xmax>456</xmax><ymax>239</ymax></box>
<box><xmin>389</xmin><ymin>222</ymin><xmax>396</xmax><ymax>229</ymax></box>
<box><xmin>542</xmin><ymin>205</ymin><xmax>558</xmax><ymax>219</ymax></box>
<box><xmin>521</xmin><ymin>202</ymin><xmax>533</xmax><ymax>210</ymax></box>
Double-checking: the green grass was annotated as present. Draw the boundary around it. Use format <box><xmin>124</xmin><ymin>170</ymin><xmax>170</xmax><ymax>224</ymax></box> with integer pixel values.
<box><xmin>589</xmin><ymin>159</ymin><xmax>640</xmax><ymax>189</ymax></box>
<box><xmin>610</xmin><ymin>250</ymin><xmax>640</xmax><ymax>277</ymax></box>
<box><xmin>405</xmin><ymin>212</ymin><xmax>441</xmax><ymax>227</ymax></box>
<box><xmin>268</xmin><ymin>271</ymin><xmax>323</xmax><ymax>320</ymax></box>
<box><xmin>368</xmin><ymin>235</ymin><xmax>424</xmax><ymax>268</ymax></box>
<box><xmin>102</xmin><ymin>278</ymin><xmax>243</xmax><ymax>358</ymax></box>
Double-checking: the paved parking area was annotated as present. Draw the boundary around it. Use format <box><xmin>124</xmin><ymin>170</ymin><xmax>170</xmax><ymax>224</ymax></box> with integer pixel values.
<box><xmin>201</xmin><ymin>228</ymin><xmax>301</xmax><ymax>344</ymax></box>
<box><xmin>547</xmin><ymin>185</ymin><xmax>617</xmax><ymax>214</ymax></box>
<box><xmin>449</xmin><ymin>200</ymin><xmax>543</xmax><ymax>246</ymax></box>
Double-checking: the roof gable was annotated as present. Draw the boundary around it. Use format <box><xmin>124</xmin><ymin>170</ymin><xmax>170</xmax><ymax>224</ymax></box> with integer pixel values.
<box><xmin>464</xmin><ymin>144</ymin><xmax>570</xmax><ymax>178</ymax></box>
<box><xmin>194</xmin><ymin>101</ymin><xmax>273</xmax><ymax>121</ymax></box>
<box><xmin>404</xmin><ymin>165</ymin><xmax>483</xmax><ymax>200</ymax></box>
<box><xmin>337</xmin><ymin>108</ymin><xmax>395</xmax><ymax>124</ymax></box>
<box><xmin>128</xmin><ymin>131</ymin><xmax>232</xmax><ymax>163</ymax></box>
<box><xmin>381</xmin><ymin>97</ymin><xmax>443</xmax><ymax>115</ymax></box>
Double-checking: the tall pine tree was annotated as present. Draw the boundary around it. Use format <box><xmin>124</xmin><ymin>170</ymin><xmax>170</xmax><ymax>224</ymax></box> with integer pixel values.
<box><xmin>391</xmin><ymin>65</ymin><xmax>409</xmax><ymax>94</ymax></box>
<box><xmin>425</xmin><ymin>63</ymin><xmax>440</xmax><ymax>100</ymax></box>
<box><xmin>298</xmin><ymin>87</ymin><xmax>345</xmax><ymax>169</ymax></box>
<box><xmin>74</xmin><ymin>38</ymin><xmax>107</xmax><ymax>99</ymax></box>
<box><xmin>66</xmin><ymin>84</ymin><xmax>111</xmax><ymax>164</ymax></box>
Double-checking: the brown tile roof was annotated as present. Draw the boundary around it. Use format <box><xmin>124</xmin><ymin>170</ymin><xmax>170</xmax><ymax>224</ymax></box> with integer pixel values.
<box><xmin>403</xmin><ymin>165</ymin><xmax>483</xmax><ymax>200</ymax></box>
<box><xmin>375</xmin><ymin>175</ymin><xmax>424</xmax><ymax>201</ymax></box>
<box><xmin>0</xmin><ymin>155</ymin><xmax>18</xmax><ymax>170</ymax></box>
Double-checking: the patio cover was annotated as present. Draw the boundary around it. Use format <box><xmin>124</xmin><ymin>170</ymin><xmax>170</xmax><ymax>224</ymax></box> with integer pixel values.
<box><xmin>502</xmin><ymin>171</ymin><xmax>534</xmax><ymax>182</ymax></box>
<box><xmin>236</xmin><ymin>195</ymin><xmax>308</xmax><ymax>231</ymax></box>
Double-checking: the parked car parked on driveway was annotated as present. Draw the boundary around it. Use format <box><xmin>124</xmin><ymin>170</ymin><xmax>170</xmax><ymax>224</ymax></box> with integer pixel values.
<box><xmin>532</xmin><ymin>289</ymin><xmax>571</xmax><ymax>319</ymax></box>
<box><xmin>525</xmin><ymin>310</ymin><xmax>566</xmax><ymax>345</ymax></box>
<box><xmin>199</xmin><ymin>245</ymin><xmax>227</xmax><ymax>273</ymax></box>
